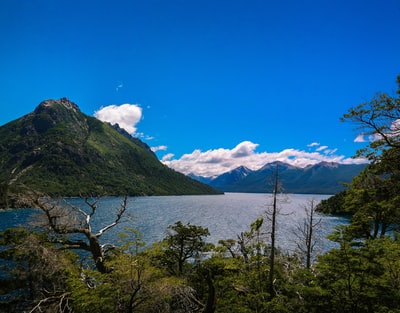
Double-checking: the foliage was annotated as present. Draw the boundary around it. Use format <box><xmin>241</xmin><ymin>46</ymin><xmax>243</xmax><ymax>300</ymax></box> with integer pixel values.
<box><xmin>1</xmin><ymin>216</ymin><xmax>400</xmax><ymax>312</ymax></box>
<box><xmin>315</xmin><ymin>190</ymin><xmax>349</xmax><ymax>215</ymax></box>
<box><xmin>341</xmin><ymin>75</ymin><xmax>400</xmax><ymax>162</ymax></box>
<box><xmin>340</xmin><ymin>74</ymin><xmax>400</xmax><ymax>241</ymax></box>
<box><xmin>0</xmin><ymin>227</ymin><xmax>78</xmax><ymax>312</ymax></box>
<box><xmin>315</xmin><ymin>236</ymin><xmax>400</xmax><ymax>313</ymax></box>
<box><xmin>343</xmin><ymin>169</ymin><xmax>400</xmax><ymax>240</ymax></box>
<box><xmin>162</xmin><ymin>221</ymin><xmax>212</xmax><ymax>276</ymax></box>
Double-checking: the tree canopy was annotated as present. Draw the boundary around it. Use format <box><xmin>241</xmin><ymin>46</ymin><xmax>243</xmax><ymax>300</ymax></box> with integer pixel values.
<box><xmin>340</xmin><ymin>75</ymin><xmax>400</xmax><ymax>241</ymax></box>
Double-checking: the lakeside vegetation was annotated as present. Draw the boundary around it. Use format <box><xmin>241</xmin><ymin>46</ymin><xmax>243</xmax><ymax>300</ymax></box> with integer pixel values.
<box><xmin>0</xmin><ymin>76</ymin><xmax>400</xmax><ymax>312</ymax></box>
<box><xmin>0</xmin><ymin>193</ymin><xmax>399</xmax><ymax>313</ymax></box>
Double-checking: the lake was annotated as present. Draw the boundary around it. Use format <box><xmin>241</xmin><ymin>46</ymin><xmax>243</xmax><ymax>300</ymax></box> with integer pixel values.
<box><xmin>0</xmin><ymin>193</ymin><xmax>348</xmax><ymax>254</ymax></box>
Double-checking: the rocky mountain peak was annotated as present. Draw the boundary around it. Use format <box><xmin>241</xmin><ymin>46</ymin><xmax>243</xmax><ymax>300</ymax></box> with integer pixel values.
<box><xmin>34</xmin><ymin>97</ymin><xmax>80</xmax><ymax>114</ymax></box>
<box><xmin>259</xmin><ymin>161</ymin><xmax>297</xmax><ymax>171</ymax></box>
<box><xmin>230</xmin><ymin>165</ymin><xmax>252</xmax><ymax>177</ymax></box>
<box><xmin>31</xmin><ymin>98</ymin><xmax>88</xmax><ymax>135</ymax></box>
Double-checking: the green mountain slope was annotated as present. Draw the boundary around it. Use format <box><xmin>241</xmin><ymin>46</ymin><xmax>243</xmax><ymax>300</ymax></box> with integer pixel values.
<box><xmin>0</xmin><ymin>98</ymin><xmax>221</xmax><ymax>197</ymax></box>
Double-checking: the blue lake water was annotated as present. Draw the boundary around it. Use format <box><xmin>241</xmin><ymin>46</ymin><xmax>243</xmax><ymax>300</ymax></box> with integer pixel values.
<box><xmin>0</xmin><ymin>193</ymin><xmax>348</xmax><ymax>254</ymax></box>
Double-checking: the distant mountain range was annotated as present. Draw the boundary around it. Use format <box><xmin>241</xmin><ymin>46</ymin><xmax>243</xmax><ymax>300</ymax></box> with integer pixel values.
<box><xmin>0</xmin><ymin>98</ymin><xmax>221</xmax><ymax>197</ymax></box>
<box><xmin>189</xmin><ymin>161</ymin><xmax>367</xmax><ymax>194</ymax></box>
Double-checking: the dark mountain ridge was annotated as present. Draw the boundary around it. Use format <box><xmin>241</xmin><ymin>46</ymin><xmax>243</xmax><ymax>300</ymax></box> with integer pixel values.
<box><xmin>0</xmin><ymin>98</ymin><xmax>221</xmax><ymax>197</ymax></box>
<box><xmin>208</xmin><ymin>165</ymin><xmax>253</xmax><ymax>191</ymax></box>
<box><xmin>194</xmin><ymin>161</ymin><xmax>367</xmax><ymax>194</ymax></box>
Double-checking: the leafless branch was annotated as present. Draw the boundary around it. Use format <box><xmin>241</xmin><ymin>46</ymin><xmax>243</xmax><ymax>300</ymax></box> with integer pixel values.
<box><xmin>31</xmin><ymin>194</ymin><xmax>130</xmax><ymax>273</ymax></box>
<box><xmin>96</xmin><ymin>196</ymin><xmax>128</xmax><ymax>237</ymax></box>
<box><xmin>28</xmin><ymin>292</ymin><xmax>71</xmax><ymax>313</ymax></box>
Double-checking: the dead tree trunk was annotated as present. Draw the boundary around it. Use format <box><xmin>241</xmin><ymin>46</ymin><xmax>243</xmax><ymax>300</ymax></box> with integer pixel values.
<box><xmin>294</xmin><ymin>199</ymin><xmax>322</xmax><ymax>269</ymax></box>
<box><xmin>268</xmin><ymin>167</ymin><xmax>279</xmax><ymax>299</ymax></box>
<box><xmin>32</xmin><ymin>195</ymin><xmax>128</xmax><ymax>274</ymax></box>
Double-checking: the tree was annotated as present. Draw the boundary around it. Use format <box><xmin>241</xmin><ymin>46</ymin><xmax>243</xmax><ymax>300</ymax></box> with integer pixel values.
<box><xmin>0</xmin><ymin>228</ymin><xmax>76</xmax><ymax>313</ymax></box>
<box><xmin>217</xmin><ymin>238</ymin><xmax>239</xmax><ymax>259</ymax></box>
<box><xmin>341</xmin><ymin>74</ymin><xmax>400</xmax><ymax>241</ymax></box>
<box><xmin>293</xmin><ymin>199</ymin><xmax>322</xmax><ymax>269</ymax></box>
<box><xmin>265</xmin><ymin>164</ymin><xmax>285</xmax><ymax>299</ymax></box>
<box><xmin>341</xmin><ymin>74</ymin><xmax>400</xmax><ymax>162</ymax></box>
<box><xmin>114</xmin><ymin>228</ymin><xmax>146</xmax><ymax>313</ymax></box>
<box><xmin>250</xmin><ymin>217</ymin><xmax>266</xmax><ymax>294</ymax></box>
<box><xmin>163</xmin><ymin>221</ymin><xmax>211</xmax><ymax>276</ymax></box>
<box><xmin>315</xmin><ymin>190</ymin><xmax>348</xmax><ymax>215</ymax></box>
<box><xmin>32</xmin><ymin>194</ymin><xmax>128</xmax><ymax>273</ymax></box>
<box><xmin>315</xmin><ymin>232</ymin><xmax>400</xmax><ymax>313</ymax></box>
<box><xmin>344</xmin><ymin>170</ymin><xmax>400</xmax><ymax>240</ymax></box>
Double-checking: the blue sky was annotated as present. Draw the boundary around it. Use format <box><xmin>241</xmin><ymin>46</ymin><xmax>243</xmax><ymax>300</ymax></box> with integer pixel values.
<box><xmin>1</xmin><ymin>0</ymin><xmax>399</xmax><ymax>177</ymax></box>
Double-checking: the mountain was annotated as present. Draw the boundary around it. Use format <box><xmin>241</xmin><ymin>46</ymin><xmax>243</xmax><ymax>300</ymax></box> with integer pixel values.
<box><xmin>198</xmin><ymin>161</ymin><xmax>366</xmax><ymax>194</ymax></box>
<box><xmin>0</xmin><ymin>98</ymin><xmax>221</xmax><ymax>197</ymax></box>
<box><xmin>207</xmin><ymin>165</ymin><xmax>253</xmax><ymax>191</ymax></box>
<box><xmin>187</xmin><ymin>173</ymin><xmax>213</xmax><ymax>185</ymax></box>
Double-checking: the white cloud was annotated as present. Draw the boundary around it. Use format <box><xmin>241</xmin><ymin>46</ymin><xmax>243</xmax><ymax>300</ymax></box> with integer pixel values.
<box><xmin>151</xmin><ymin>145</ymin><xmax>168</xmax><ymax>152</ymax></box>
<box><xmin>162</xmin><ymin>153</ymin><xmax>175</xmax><ymax>161</ymax></box>
<box><xmin>354</xmin><ymin>119</ymin><xmax>400</xmax><ymax>143</ymax></box>
<box><xmin>354</xmin><ymin>133</ymin><xmax>381</xmax><ymax>143</ymax></box>
<box><xmin>316</xmin><ymin>145</ymin><xmax>328</xmax><ymax>151</ymax></box>
<box><xmin>94</xmin><ymin>104</ymin><xmax>142</xmax><ymax>134</ymax></box>
<box><xmin>137</xmin><ymin>132</ymin><xmax>154</xmax><ymax>140</ymax></box>
<box><xmin>324</xmin><ymin>148</ymin><xmax>338</xmax><ymax>155</ymax></box>
<box><xmin>232</xmin><ymin>141</ymin><xmax>259</xmax><ymax>157</ymax></box>
<box><xmin>307</xmin><ymin>142</ymin><xmax>320</xmax><ymax>147</ymax></box>
<box><xmin>390</xmin><ymin>119</ymin><xmax>400</xmax><ymax>136</ymax></box>
<box><xmin>354</xmin><ymin>134</ymin><xmax>366</xmax><ymax>142</ymax></box>
<box><xmin>161</xmin><ymin>141</ymin><xmax>368</xmax><ymax>177</ymax></box>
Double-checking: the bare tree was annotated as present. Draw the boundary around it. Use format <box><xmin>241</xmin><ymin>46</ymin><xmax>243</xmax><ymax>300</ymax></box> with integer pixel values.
<box><xmin>264</xmin><ymin>165</ymin><xmax>288</xmax><ymax>299</ymax></box>
<box><xmin>266</xmin><ymin>167</ymin><xmax>279</xmax><ymax>299</ymax></box>
<box><xmin>293</xmin><ymin>199</ymin><xmax>322</xmax><ymax>269</ymax></box>
<box><xmin>32</xmin><ymin>194</ymin><xmax>128</xmax><ymax>273</ymax></box>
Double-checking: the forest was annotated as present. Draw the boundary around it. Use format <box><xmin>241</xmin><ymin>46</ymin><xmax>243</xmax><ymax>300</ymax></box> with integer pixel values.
<box><xmin>0</xmin><ymin>76</ymin><xmax>400</xmax><ymax>312</ymax></box>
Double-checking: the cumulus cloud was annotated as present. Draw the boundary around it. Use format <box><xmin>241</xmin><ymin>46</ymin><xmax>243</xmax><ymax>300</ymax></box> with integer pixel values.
<box><xmin>232</xmin><ymin>141</ymin><xmax>259</xmax><ymax>157</ymax></box>
<box><xmin>161</xmin><ymin>141</ymin><xmax>368</xmax><ymax>177</ymax></box>
<box><xmin>94</xmin><ymin>104</ymin><xmax>142</xmax><ymax>134</ymax></box>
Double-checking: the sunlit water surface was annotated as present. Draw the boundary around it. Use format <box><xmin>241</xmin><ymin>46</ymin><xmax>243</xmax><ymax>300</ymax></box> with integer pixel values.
<box><xmin>0</xmin><ymin>193</ymin><xmax>348</xmax><ymax>254</ymax></box>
